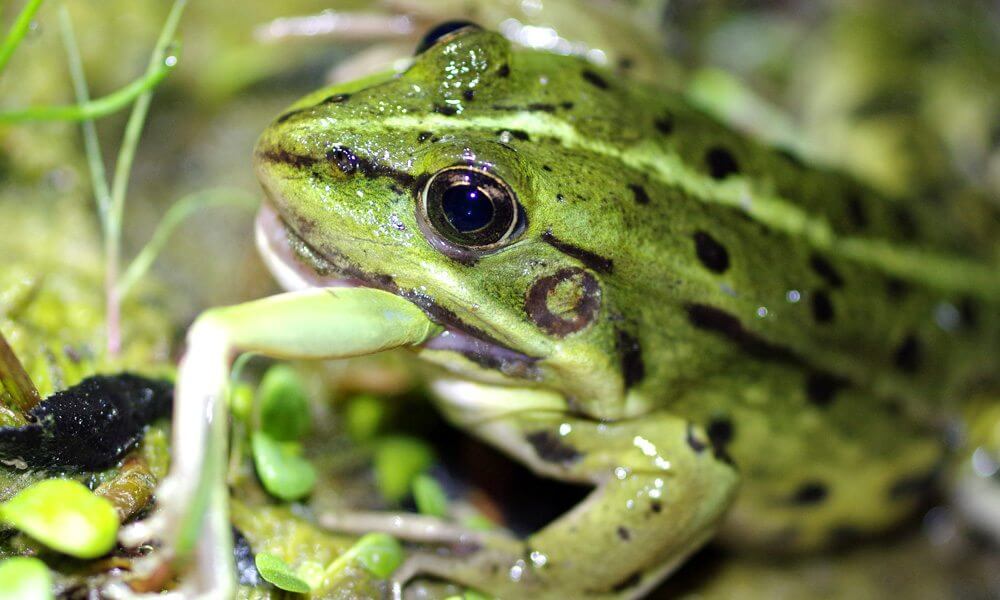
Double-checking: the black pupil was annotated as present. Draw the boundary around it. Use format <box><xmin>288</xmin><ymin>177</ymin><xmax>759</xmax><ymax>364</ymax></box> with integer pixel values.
<box><xmin>441</xmin><ymin>184</ymin><xmax>494</xmax><ymax>232</ymax></box>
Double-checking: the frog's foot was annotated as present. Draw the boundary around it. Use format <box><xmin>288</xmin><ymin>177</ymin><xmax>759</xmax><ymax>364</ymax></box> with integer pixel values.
<box><xmin>375</xmin><ymin>380</ymin><xmax>741</xmax><ymax>599</ymax></box>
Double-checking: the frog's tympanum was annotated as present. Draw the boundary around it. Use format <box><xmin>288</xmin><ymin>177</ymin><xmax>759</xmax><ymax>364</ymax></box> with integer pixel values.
<box><xmin>145</xmin><ymin>25</ymin><xmax>1000</xmax><ymax>598</ymax></box>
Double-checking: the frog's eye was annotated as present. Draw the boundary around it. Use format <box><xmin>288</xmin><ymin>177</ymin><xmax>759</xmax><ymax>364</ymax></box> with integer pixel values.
<box><xmin>419</xmin><ymin>166</ymin><xmax>520</xmax><ymax>251</ymax></box>
<box><xmin>415</xmin><ymin>21</ymin><xmax>482</xmax><ymax>55</ymax></box>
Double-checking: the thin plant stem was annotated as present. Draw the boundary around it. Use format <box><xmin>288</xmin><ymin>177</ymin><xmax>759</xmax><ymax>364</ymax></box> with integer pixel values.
<box><xmin>117</xmin><ymin>188</ymin><xmax>257</xmax><ymax>298</ymax></box>
<box><xmin>0</xmin><ymin>56</ymin><xmax>174</xmax><ymax>123</ymax></box>
<box><xmin>57</xmin><ymin>5</ymin><xmax>110</xmax><ymax>220</ymax></box>
<box><xmin>0</xmin><ymin>332</ymin><xmax>40</xmax><ymax>420</ymax></box>
<box><xmin>104</xmin><ymin>0</ymin><xmax>187</xmax><ymax>356</ymax></box>
<box><xmin>0</xmin><ymin>0</ymin><xmax>44</xmax><ymax>74</ymax></box>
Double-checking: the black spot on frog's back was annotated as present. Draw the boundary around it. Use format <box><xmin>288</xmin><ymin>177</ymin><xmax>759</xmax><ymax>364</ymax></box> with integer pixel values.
<box><xmin>628</xmin><ymin>184</ymin><xmax>651</xmax><ymax>205</ymax></box>
<box><xmin>581</xmin><ymin>69</ymin><xmax>610</xmax><ymax>90</ymax></box>
<box><xmin>654</xmin><ymin>114</ymin><xmax>674</xmax><ymax>135</ymax></box>
<box><xmin>790</xmin><ymin>482</ymin><xmax>829</xmax><ymax>505</ymax></box>
<box><xmin>809</xmin><ymin>254</ymin><xmax>844</xmax><ymax>288</ymax></box>
<box><xmin>693</xmin><ymin>231</ymin><xmax>730</xmax><ymax>273</ymax></box>
<box><xmin>805</xmin><ymin>372</ymin><xmax>848</xmax><ymax>407</ymax></box>
<box><xmin>540</xmin><ymin>231</ymin><xmax>613</xmax><ymax>274</ymax></box>
<box><xmin>811</xmin><ymin>291</ymin><xmax>835</xmax><ymax>323</ymax></box>
<box><xmin>888</xmin><ymin>471</ymin><xmax>938</xmax><ymax>501</ymax></box>
<box><xmin>893</xmin><ymin>334</ymin><xmax>922</xmax><ymax>374</ymax></box>
<box><xmin>526</xmin><ymin>431</ymin><xmax>581</xmax><ymax>465</ymax></box>
<box><xmin>705</xmin><ymin>147</ymin><xmax>740</xmax><ymax>179</ymax></box>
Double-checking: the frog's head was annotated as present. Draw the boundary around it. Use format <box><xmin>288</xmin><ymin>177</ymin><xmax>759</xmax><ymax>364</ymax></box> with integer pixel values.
<box><xmin>254</xmin><ymin>25</ymin><xmax>642</xmax><ymax>418</ymax></box>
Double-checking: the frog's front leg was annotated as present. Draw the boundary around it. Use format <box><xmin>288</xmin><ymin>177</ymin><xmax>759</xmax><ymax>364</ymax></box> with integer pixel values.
<box><xmin>395</xmin><ymin>380</ymin><xmax>740</xmax><ymax>599</ymax></box>
<box><xmin>119</xmin><ymin>288</ymin><xmax>440</xmax><ymax>598</ymax></box>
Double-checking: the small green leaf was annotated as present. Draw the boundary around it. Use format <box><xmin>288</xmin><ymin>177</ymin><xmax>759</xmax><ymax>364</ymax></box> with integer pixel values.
<box><xmin>412</xmin><ymin>474</ymin><xmax>448</xmax><ymax>518</ymax></box>
<box><xmin>352</xmin><ymin>533</ymin><xmax>404</xmax><ymax>578</ymax></box>
<box><xmin>254</xmin><ymin>552</ymin><xmax>311</xmax><ymax>593</ymax></box>
<box><xmin>0</xmin><ymin>479</ymin><xmax>118</xmax><ymax>558</ymax></box>
<box><xmin>258</xmin><ymin>364</ymin><xmax>310</xmax><ymax>441</ymax></box>
<box><xmin>0</xmin><ymin>557</ymin><xmax>53</xmax><ymax>600</ymax></box>
<box><xmin>344</xmin><ymin>394</ymin><xmax>384</xmax><ymax>441</ymax></box>
<box><xmin>374</xmin><ymin>435</ymin><xmax>434</xmax><ymax>503</ymax></box>
<box><xmin>251</xmin><ymin>432</ymin><xmax>316</xmax><ymax>501</ymax></box>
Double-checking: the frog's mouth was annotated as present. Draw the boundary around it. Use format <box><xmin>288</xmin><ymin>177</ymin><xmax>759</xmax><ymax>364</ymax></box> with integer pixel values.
<box><xmin>255</xmin><ymin>203</ymin><xmax>540</xmax><ymax>378</ymax></box>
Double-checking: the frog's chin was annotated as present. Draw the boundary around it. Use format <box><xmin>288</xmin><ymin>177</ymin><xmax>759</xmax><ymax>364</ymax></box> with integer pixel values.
<box><xmin>255</xmin><ymin>203</ymin><xmax>357</xmax><ymax>291</ymax></box>
<box><xmin>255</xmin><ymin>203</ymin><xmax>540</xmax><ymax>377</ymax></box>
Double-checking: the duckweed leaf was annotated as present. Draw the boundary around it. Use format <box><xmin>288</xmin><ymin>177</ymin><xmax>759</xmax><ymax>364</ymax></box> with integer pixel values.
<box><xmin>412</xmin><ymin>474</ymin><xmax>448</xmax><ymax>518</ymax></box>
<box><xmin>254</xmin><ymin>552</ymin><xmax>311</xmax><ymax>593</ymax></box>
<box><xmin>251</xmin><ymin>431</ymin><xmax>316</xmax><ymax>501</ymax></box>
<box><xmin>295</xmin><ymin>560</ymin><xmax>326</xmax><ymax>589</ymax></box>
<box><xmin>0</xmin><ymin>479</ymin><xmax>118</xmax><ymax>558</ymax></box>
<box><xmin>374</xmin><ymin>435</ymin><xmax>434</xmax><ymax>503</ymax></box>
<box><xmin>344</xmin><ymin>394</ymin><xmax>384</xmax><ymax>441</ymax></box>
<box><xmin>0</xmin><ymin>557</ymin><xmax>53</xmax><ymax>600</ymax></box>
<box><xmin>258</xmin><ymin>365</ymin><xmax>310</xmax><ymax>441</ymax></box>
<box><xmin>352</xmin><ymin>533</ymin><xmax>404</xmax><ymax>578</ymax></box>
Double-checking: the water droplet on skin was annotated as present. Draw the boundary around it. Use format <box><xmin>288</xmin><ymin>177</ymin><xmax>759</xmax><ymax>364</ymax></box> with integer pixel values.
<box><xmin>509</xmin><ymin>559</ymin><xmax>526</xmax><ymax>581</ymax></box>
<box><xmin>972</xmin><ymin>447</ymin><xmax>999</xmax><ymax>478</ymax></box>
<box><xmin>934</xmin><ymin>302</ymin><xmax>961</xmax><ymax>332</ymax></box>
<box><xmin>521</xmin><ymin>0</ymin><xmax>544</xmax><ymax>15</ymax></box>
<box><xmin>529</xmin><ymin>550</ymin><xmax>548</xmax><ymax>567</ymax></box>
<box><xmin>923</xmin><ymin>506</ymin><xmax>956</xmax><ymax>546</ymax></box>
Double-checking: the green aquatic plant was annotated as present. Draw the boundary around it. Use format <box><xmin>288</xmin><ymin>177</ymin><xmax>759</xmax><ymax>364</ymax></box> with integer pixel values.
<box><xmin>0</xmin><ymin>479</ymin><xmax>118</xmax><ymax>559</ymax></box>
<box><xmin>0</xmin><ymin>556</ymin><xmax>53</xmax><ymax>600</ymax></box>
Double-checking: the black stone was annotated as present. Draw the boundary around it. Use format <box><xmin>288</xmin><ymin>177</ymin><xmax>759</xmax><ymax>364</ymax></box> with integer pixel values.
<box><xmin>0</xmin><ymin>373</ymin><xmax>172</xmax><ymax>471</ymax></box>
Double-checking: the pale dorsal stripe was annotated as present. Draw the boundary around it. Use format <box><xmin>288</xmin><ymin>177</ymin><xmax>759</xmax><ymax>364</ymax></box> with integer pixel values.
<box><xmin>374</xmin><ymin>113</ymin><xmax>999</xmax><ymax>298</ymax></box>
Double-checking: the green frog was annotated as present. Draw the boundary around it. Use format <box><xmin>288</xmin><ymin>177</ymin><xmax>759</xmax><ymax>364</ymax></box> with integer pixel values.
<box><xmin>139</xmin><ymin>24</ymin><xmax>1000</xmax><ymax>598</ymax></box>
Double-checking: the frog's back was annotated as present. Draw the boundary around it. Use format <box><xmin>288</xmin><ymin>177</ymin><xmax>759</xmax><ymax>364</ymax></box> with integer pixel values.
<box><xmin>408</xmin><ymin>40</ymin><xmax>1000</xmax><ymax>548</ymax></box>
<box><xmin>479</xmin><ymin>43</ymin><xmax>1000</xmax><ymax>549</ymax></box>
<box><xmin>486</xmin><ymin>47</ymin><xmax>1000</xmax><ymax>411</ymax></box>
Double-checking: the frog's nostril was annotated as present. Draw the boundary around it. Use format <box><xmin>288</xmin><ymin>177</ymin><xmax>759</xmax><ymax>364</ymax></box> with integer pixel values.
<box><xmin>415</xmin><ymin>20</ymin><xmax>482</xmax><ymax>55</ymax></box>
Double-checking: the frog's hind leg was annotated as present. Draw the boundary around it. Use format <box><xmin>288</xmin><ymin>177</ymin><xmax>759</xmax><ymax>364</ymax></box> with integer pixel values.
<box><xmin>699</xmin><ymin>365</ymin><xmax>948</xmax><ymax>553</ymax></box>
<box><xmin>382</xmin><ymin>379</ymin><xmax>739</xmax><ymax>599</ymax></box>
